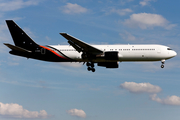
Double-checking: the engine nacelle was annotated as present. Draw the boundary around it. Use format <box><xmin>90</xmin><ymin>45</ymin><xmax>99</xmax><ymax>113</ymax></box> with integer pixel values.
<box><xmin>104</xmin><ymin>51</ymin><xmax>119</xmax><ymax>60</ymax></box>
<box><xmin>97</xmin><ymin>62</ymin><xmax>119</xmax><ymax>68</ymax></box>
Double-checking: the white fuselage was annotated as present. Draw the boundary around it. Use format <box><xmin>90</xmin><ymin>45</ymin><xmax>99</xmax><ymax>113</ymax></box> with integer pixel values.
<box><xmin>49</xmin><ymin>44</ymin><xmax>177</xmax><ymax>62</ymax></box>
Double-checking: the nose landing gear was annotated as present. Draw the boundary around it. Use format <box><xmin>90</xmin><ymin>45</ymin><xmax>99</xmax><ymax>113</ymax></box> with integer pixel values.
<box><xmin>86</xmin><ymin>62</ymin><xmax>95</xmax><ymax>72</ymax></box>
<box><xmin>161</xmin><ymin>59</ymin><xmax>165</xmax><ymax>68</ymax></box>
<box><xmin>161</xmin><ymin>64</ymin><xmax>164</xmax><ymax>68</ymax></box>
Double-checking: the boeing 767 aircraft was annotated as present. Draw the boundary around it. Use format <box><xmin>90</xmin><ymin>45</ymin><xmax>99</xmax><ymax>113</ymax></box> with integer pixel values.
<box><xmin>4</xmin><ymin>20</ymin><xmax>177</xmax><ymax>72</ymax></box>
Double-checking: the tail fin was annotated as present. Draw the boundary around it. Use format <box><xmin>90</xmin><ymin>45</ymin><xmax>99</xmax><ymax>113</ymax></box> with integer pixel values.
<box><xmin>6</xmin><ymin>20</ymin><xmax>39</xmax><ymax>51</ymax></box>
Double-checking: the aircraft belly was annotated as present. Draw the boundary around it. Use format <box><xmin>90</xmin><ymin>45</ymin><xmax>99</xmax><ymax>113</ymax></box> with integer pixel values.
<box><xmin>61</xmin><ymin>51</ymin><xmax>82</xmax><ymax>60</ymax></box>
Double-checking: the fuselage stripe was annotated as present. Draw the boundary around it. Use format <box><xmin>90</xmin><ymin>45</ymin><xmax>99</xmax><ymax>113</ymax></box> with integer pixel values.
<box><xmin>46</xmin><ymin>45</ymin><xmax>75</xmax><ymax>61</ymax></box>
<box><xmin>40</xmin><ymin>45</ymin><xmax>69</xmax><ymax>60</ymax></box>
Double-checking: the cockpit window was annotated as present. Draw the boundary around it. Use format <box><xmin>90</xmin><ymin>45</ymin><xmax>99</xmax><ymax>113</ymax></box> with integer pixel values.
<box><xmin>167</xmin><ymin>48</ymin><xmax>172</xmax><ymax>50</ymax></box>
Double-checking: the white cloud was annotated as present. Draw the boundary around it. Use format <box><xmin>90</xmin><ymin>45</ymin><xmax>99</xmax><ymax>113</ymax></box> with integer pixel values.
<box><xmin>119</xmin><ymin>31</ymin><xmax>136</xmax><ymax>41</ymax></box>
<box><xmin>0</xmin><ymin>102</ymin><xmax>48</xmax><ymax>119</ymax></box>
<box><xmin>110</xmin><ymin>8</ymin><xmax>133</xmax><ymax>16</ymax></box>
<box><xmin>0</xmin><ymin>0</ymin><xmax>39</xmax><ymax>12</ymax></box>
<box><xmin>67</xmin><ymin>109</ymin><xmax>86</xmax><ymax>118</ymax></box>
<box><xmin>124</xmin><ymin>13</ymin><xmax>176</xmax><ymax>29</ymax></box>
<box><xmin>140</xmin><ymin>0</ymin><xmax>155</xmax><ymax>6</ymax></box>
<box><xmin>120</xmin><ymin>82</ymin><xmax>162</xmax><ymax>93</ymax></box>
<box><xmin>150</xmin><ymin>94</ymin><xmax>180</xmax><ymax>106</ymax></box>
<box><xmin>121</xmin><ymin>82</ymin><xmax>180</xmax><ymax>106</ymax></box>
<box><xmin>61</xmin><ymin>3</ymin><xmax>88</xmax><ymax>14</ymax></box>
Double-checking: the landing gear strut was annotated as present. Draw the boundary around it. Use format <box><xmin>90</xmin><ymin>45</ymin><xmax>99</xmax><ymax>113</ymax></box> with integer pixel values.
<box><xmin>161</xmin><ymin>59</ymin><xmax>165</xmax><ymax>68</ymax></box>
<box><xmin>86</xmin><ymin>62</ymin><xmax>95</xmax><ymax>72</ymax></box>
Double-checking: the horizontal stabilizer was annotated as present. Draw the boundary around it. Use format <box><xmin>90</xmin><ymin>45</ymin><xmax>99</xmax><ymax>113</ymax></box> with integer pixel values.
<box><xmin>4</xmin><ymin>43</ymin><xmax>32</xmax><ymax>53</ymax></box>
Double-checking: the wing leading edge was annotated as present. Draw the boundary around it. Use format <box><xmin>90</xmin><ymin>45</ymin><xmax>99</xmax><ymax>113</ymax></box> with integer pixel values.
<box><xmin>60</xmin><ymin>33</ymin><xmax>103</xmax><ymax>55</ymax></box>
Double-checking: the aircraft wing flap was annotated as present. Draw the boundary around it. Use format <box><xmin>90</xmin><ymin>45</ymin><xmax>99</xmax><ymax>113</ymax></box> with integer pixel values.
<box><xmin>60</xmin><ymin>33</ymin><xmax>103</xmax><ymax>54</ymax></box>
<box><xmin>4</xmin><ymin>43</ymin><xmax>32</xmax><ymax>53</ymax></box>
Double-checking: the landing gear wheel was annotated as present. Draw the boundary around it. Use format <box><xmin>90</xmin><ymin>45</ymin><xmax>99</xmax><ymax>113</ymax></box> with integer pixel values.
<box><xmin>161</xmin><ymin>65</ymin><xmax>164</xmax><ymax>68</ymax></box>
<box><xmin>92</xmin><ymin>68</ymin><xmax>95</xmax><ymax>72</ymax></box>
<box><xmin>161</xmin><ymin>59</ymin><xmax>165</xmax><ymax>69</ymax></box>
<box><xmin>87</xmin><ymin>67</ymin><xmax>91</xmax><ymax>71</ymax></box>
<box><xmin>86</xmin><ymin>62</ymin><xmax>90</xmax><ymax>66</ymax></box>
<box><xmin>86</xmin><ymin>62</ymin><xmax>94</xmax><ymax>67</ymax></box>
<box><xmin>86</xmin><ymin>62</ymin><xmax>95</xmax><ymax>72</ymax></box>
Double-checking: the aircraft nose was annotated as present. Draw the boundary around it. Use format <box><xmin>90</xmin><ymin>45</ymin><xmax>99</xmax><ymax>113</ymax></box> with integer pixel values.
<box><xmin>172</xmin><ymin>51</ymin><xmax>177</xmax><ymax>57</ymax></box>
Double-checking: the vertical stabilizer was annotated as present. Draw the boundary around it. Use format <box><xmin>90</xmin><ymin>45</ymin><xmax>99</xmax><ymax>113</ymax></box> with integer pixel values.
<box><xmin>6</xmin><ymin>20</ymin><xmax>39</xmax><ymax>51</ymax></box>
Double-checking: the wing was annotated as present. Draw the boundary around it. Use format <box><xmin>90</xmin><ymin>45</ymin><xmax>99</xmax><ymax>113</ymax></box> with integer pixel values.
<box><xmin>60</xmin><ymin>33</ymin><xmax>103</xmax><ymax>55</ymax></box>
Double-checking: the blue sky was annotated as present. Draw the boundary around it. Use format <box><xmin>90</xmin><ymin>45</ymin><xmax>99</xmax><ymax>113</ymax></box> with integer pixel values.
<box><xmin>0</xmin><ymin>0</ymin><xmax>180</xmax><ymax>120</ymax></box>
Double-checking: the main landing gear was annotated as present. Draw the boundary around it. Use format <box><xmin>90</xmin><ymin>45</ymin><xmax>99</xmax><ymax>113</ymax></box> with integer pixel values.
<box><xmin>161</xmin><ymin>59</ymin><xmax>165</xmax><ymax>68</ymax></box>
<box><xmin>86</xmin><ymin>62</ymin><xmax>95</xmax><ymax>72</ymax></box>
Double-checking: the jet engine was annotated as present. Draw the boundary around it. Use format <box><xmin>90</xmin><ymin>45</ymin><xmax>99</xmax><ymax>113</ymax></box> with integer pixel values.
<box><xmin>104</xmin><ymin>51</ymin><xmax>119</xmax><ymax>60</ymax></box>
<box><xmin>97</xmin><ymin>62</ymin><xmax>119</xmax><ymax>68</ymax></box>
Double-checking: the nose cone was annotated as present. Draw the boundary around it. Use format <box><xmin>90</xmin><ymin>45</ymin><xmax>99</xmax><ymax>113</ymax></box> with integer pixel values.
<box><xmin>172</xmin><ymin>51</ymin><xmax>177</xmax><ymax>57</ymax></box>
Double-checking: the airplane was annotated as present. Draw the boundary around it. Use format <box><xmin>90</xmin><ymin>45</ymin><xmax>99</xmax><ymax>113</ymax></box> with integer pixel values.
<box><xmin>4</xmin><ymin>20</ymin><xmax>177</xmax><ymax>72</ymax></box>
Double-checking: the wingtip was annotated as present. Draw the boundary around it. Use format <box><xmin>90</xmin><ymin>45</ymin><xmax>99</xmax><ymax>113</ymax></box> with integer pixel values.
<box><xmin>60</xmin><ymin>33</ymin><xmax>67</xmax><ymax>35</ymax></box>
<box><xmin>3</xmin><ymin>43</ymin><xmax>7</xmax><ymax>45</ymax></box>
